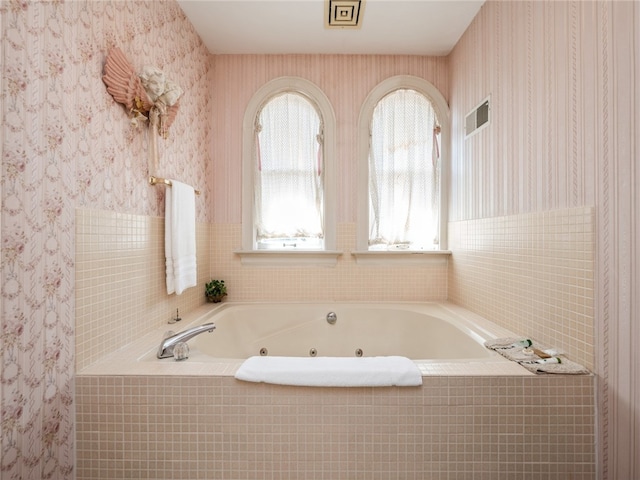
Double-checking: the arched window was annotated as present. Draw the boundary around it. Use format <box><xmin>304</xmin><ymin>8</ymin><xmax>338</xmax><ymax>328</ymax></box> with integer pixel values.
<box><xmin>241</xmin><ymin>77</ymin><xmax>337</xmax><ymax>261</ymax></box>
<box><xmin>254</xmin><ymin>92</ymin><xmax>324</xmax><ymax>249</ymax></box>
<box><xmin>358</xmin><ymin>76</ymin><xmax>450</xmax><ymax>252</ymax></box>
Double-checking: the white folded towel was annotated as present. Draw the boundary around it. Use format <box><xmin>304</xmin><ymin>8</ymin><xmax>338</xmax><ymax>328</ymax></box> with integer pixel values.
<box><xmin>165</xmin><ymin>180</ymin><xmax>197</xmax><ymax>295</ymax></box>
<box><xmin>235</xmin><ymin>356</ymin><xmax>423</xmax><ymax>387</ymax></box>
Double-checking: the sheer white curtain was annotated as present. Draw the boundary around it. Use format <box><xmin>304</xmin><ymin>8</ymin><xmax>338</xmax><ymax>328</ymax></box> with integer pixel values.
<box><xmin>369</xmin><ymin>89</ymin><xmax>440</xmax><ymax>250</ymax></box>
<box><xmin>254</xmin><ymin>92</ymin><xmax>324</xmax><ymax>248</ymax></box>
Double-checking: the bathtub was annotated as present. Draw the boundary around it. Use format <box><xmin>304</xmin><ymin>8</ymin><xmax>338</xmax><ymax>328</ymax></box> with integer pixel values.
<box><xmin>191</xmin><ymin>302</ymin><xmax>496</xmax><ymax>361</ymax></box>
<box><xmin>131</xmin><ymin>302</ymin><xmax>523</xmax><ymax>373</ymax></box>
<box><xmin>78</xmin><ymin>303</ymin><xmax>595</xmax><ymax>479</ymax></box>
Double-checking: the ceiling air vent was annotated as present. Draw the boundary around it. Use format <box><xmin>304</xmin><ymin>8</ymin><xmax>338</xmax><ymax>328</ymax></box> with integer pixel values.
<box><xmin>326</xmin><ymin>0</ymin><xmax>365</xmax><ymax>29</ymax></box>
<box><xmin>465</xmin><ymin>96</ymin><xmax>490</xmax><ymax>139</ymax></box>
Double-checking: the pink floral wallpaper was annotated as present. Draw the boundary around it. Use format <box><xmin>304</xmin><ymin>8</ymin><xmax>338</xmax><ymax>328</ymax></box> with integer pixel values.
<box><xmin>0</xmin><ymin>0</ymin><xmax>212</xmax><ymax>477</ymax></box>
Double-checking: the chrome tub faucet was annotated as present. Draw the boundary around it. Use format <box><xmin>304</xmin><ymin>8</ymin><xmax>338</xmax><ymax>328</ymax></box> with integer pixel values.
<box><xmin>157</xmin><ymin>322</ymin><xmax>216</xmax><ymax>359</ymax></box>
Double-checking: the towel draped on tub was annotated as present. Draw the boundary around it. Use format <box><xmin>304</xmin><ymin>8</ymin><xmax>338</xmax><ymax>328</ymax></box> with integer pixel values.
<box><xmin>484</xmin><ymin>338</ymin><xmax>590</xmax><ymax>374</ymax></box>
<box><xmin>234</xmin><ymin>356</ymin><xmax>423</xmax><ymax>387</ymax></box>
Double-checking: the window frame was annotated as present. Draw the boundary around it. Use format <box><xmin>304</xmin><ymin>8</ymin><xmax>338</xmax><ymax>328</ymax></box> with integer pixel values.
<box><xmin>355</xmin><ymin>75</ymin><xmax>451</xmax><ymax>262</ymax></box>
<box><xmin>238</xmin><ymin>77</ymin><xmax>340</xmax><ymax>265</ymax></box>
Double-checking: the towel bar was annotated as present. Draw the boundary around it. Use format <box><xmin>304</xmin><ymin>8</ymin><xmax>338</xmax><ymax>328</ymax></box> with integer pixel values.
<box><xmin>149</xmin><ymin>176</ymin><xmax>201</xmax><ymax>195</ymax></box>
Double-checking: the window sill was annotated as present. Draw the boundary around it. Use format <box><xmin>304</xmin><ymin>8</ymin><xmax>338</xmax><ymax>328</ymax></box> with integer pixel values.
<box><xmin>234</xmin><ymin>250</ymin><xmax>343</xmax><ymax>266</ymax></box>
<box><xmin>351</xmin><ymin>250</ymin><xmax>451</xmax><ymax>266</ymax></box>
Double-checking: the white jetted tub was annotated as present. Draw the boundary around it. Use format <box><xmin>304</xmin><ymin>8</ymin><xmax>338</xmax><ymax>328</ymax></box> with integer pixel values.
<box><xmin>77</xmin><ymin>303</ymin><xmax>591</xmax><ymax>480</ymax></box>
<box><xmin>191</xmin><ymin>302</ymin><xmax>496</xmax><ymax>361</ymax></box>
<box><xmin>84</xmin><ymin>302</ymin><xmax>528</xmax><ymax>378</ymax></box>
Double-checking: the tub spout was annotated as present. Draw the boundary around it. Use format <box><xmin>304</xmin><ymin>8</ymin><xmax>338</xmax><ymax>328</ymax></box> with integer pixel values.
<box><xmin>157</xmin><ymin>322</ymin><xmax>216</xmax><ymax>359</ymax></box>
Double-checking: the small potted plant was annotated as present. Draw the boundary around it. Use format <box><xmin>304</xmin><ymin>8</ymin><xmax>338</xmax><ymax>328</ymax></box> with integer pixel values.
<box><xmin>205</xmin><ymin>279</ymin><xmax>227</xmax><ymax>303</ymax></box>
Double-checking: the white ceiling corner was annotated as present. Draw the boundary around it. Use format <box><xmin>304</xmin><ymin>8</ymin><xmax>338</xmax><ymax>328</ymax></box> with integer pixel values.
<box><xmin>177</xmin><ymin>0</ymin><xmax>485</xmax><ymax>56</ymax></box>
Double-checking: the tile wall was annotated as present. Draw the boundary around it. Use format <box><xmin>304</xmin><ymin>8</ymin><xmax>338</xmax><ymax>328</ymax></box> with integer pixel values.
<box><xmin>210</xmin><ymin>223</ymin><xmax>449</xmax><ymax>302</ymax></box>
<box><xmin>448</xmin><ymin>207</ymin><xmax>595</xmax><ymax>370</ymax></box>
<box><xmin>76</xmin><ymin>374</ymin><xmax>595</xmax><ymax>480</ymax></box>
<box><xmin>75</xmin><ymin>211</ymin><xmax>450</xmax><ymax>369</ymax></box>
<box><xmin>75</xmin><ymin>209</ymin><xmax>212</xmax><ymax>370</ymax></box>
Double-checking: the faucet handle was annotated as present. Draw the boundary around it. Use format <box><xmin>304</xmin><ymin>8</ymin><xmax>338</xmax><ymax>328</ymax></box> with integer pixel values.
<box><xmin>173</xmin><ymin>341</ymin><xmax>189</xmax><ymax>361</ymax></box>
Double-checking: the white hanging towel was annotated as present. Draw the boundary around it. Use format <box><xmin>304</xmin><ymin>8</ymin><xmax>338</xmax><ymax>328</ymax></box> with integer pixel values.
<box><xmin>165</xmin><ymin>180</ymin><xmax>197</xmax><ymax>295</ymax></box>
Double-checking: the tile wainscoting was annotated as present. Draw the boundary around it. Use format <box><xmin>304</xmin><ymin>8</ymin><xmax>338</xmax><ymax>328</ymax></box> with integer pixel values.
<box><xmin>76</xmin><ymin>374</ymin><xmax>595</xmax><ymax>480</ymax></box>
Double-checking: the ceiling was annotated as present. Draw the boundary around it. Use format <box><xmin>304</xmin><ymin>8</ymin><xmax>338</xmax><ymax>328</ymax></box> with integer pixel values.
<box><xmin>177</xmin><ymin>0</ymin><xmax>486</xmax><ymax>56</ymax></box>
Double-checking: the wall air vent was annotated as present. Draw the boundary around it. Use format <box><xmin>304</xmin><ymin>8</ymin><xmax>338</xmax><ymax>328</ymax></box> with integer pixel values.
<box><xmin>325</xmin><ymin>0</ymin><xmax>365</xmax><ymax>29</ymax></box>
<box><xmin>465</xmin><ymin>96</ymin><xmax>490</xmax><ymax>139</ymax></box>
